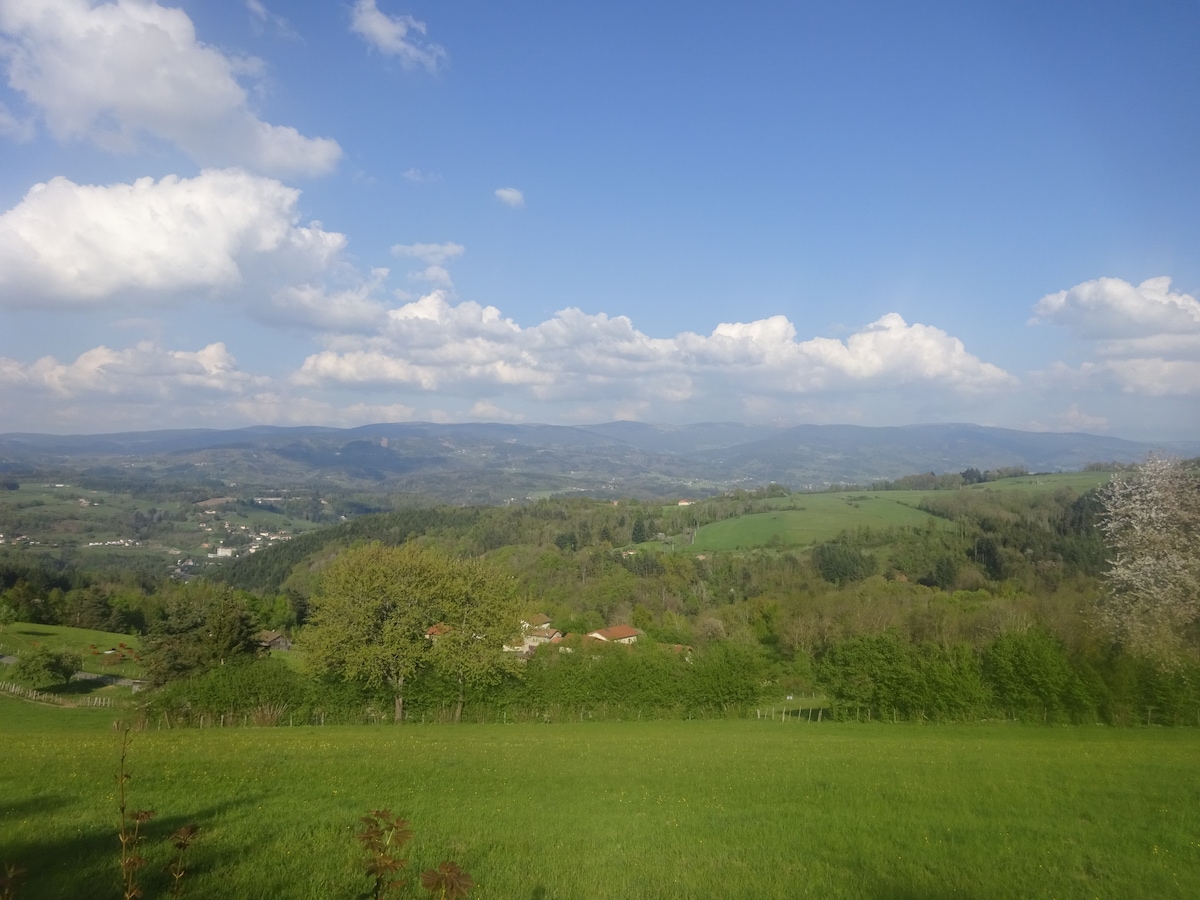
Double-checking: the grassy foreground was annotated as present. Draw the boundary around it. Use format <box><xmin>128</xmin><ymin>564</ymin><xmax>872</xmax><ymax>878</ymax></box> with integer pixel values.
<box><xmin>3</xmin><ymin>697</ymin><xmax>1198</xmax><ymax>899</ymax></box>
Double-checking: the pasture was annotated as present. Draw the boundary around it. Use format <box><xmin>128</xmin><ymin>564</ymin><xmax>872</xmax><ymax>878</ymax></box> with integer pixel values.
<box><xmin>0</xmin><ymin>624</ymin><xmax>143</xmax><ymax>681</ymax></box>
<box><xmin>3</xmin><ymin>698</ymin><xmax>1198</xmax><ymax>899</ymax></box>
<box><xmin>674</xmin><ymin>472</ymin><xmax>1111</xmax><ymax>553</ymax></box>
<box><xmin>685</xmin><ymin>492</ymin><xmax>942</xmax><ymax>552</ymax></box>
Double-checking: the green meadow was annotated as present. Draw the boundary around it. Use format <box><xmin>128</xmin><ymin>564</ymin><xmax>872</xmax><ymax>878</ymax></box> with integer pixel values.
<box><xmin>0</xmin><ymin>624</ymin><xmax>143</xmax><ymax>681</ymax></box>
<box><xmin>676</xmin><ymin>473</ymin><xmax>1111</xmax><ymax>553</ymax></box>
<box><xmin>686</xmin><ymin>492</ymin><xmax>941</xmax><ymax>552</ymax></box>
<box><xmin>3</xmin><ymin>697</ymin><xmax>1198</xmax><ymax>899</ymax></box>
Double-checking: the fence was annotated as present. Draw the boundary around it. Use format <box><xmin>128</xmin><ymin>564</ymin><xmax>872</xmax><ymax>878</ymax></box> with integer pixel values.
<box><xmin>1</xmin><ymin>680</ymin><xmax>116</xmax><ymax>708</ymax></box>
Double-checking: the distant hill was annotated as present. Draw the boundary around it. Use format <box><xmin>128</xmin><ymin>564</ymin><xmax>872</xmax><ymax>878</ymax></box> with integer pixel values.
<box><xmin>1</xmin><ymin>421</ymin><xmax>1194</xmax><ymax>500</ymax></box>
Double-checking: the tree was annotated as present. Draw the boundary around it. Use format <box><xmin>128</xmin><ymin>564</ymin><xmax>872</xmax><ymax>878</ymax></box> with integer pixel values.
<box><xmin>0</xmin><ymin>602</ymin><xmax>15</xmax><ymax>632</ymax></box>
<box><xmin>14</xmin><ymin>646</ymin><xmax>81</xmax><ymax>688</ymax></box>
<box><xmin>142</xmin><ymin>583</ymin><xmax>260</xmax><ymax>686</ymax></box>
<box><xmin>426</xmin><ymin>556</ymin><xmax>522</xmax><ymax>723</ymax></box>
<box><xmin>302</xmin><ymin>543</ymin><xmax>518</xmax><ymax>724</ymax></box>
<box><xmin>1097</xmin><ymin>456</ymin><xmax>1200</xmax><ymax>659</ymax></box>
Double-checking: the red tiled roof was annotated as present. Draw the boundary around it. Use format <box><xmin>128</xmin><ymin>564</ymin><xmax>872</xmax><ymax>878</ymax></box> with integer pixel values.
<box><xmin>425</xmin><ymin>623</ymin><xmax>451</xmax><ymax>637</ymax></box>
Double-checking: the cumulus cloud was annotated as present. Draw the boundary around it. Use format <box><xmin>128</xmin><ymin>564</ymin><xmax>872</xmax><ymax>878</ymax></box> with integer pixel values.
<box><xmin>294</xmin><ymin>296</ymin><xmax>1015</xmax><ymax>414</ymax></box>
<box><xmin>0</xmin><ymin>341</ymin><xmax>264</xmax><ymax>398</ymax></box>
<box><xmin>1031</xmin><ymin>276</ymin><xmax>1200</xmax><ymax>339</ymax></box>
<box><xmin>494</xmin><ymin>187</ymin><xmax>524</xmax><ymax>208</ymax></box>
<box><xmin>390</xmin><ymin>242</ymin><xmax>464</xmax><ymax>289</ymax></box>
<box><xmin>1032</xmin><ymin>276</ymin><xmax>1200</xmax><ymax>396</ymax></box>
<box><xmin>0</xmin><ymin>168</ymin><xmax>346</xmax><ymax>306</ymax></box>
<box><xmin>350</xmin><ymin>0</ymin><xmax>445</xmax><ymax>72</ymax></box>
<box><xmin>266</xmin><ymin>269</ymin><xmax>390</xmax><ymax>332</ymax></box>
<box><xmin>0</xmin><ymin>0</ymin><xmax>340</xmax><ymax>175</ymax></box>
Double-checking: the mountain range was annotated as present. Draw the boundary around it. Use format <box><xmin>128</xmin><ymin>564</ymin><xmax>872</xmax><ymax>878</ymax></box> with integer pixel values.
<box><xmin>0</xmin><ymin>422</ymin><xmax>1192</xmax><ymax>502</ymax></box>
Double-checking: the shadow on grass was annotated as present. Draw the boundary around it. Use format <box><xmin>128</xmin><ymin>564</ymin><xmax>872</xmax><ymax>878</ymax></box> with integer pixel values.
<box><xmin>0</xmin><ymin>794</ymin><xmax>71</xmax><ymax>819</ymax></box>
<box><xmin>2</xmin><ymin>798</ymin><xmax>252</xmax><ymax>900</ymax></box>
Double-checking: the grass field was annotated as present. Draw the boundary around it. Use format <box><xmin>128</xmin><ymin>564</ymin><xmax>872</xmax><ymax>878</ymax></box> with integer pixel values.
<box><xmin>674</xmin><ymin>473</ymin><xmax>1112</xmax><ymax>553</ymax></box>
<box><xmin>685</xmin><ymin>492</ymin><xmax>942</xmax><ymax>552</ymax></box>
<box><xmin>0</xmin><ymin>624</ymin><xmax>144</xmax><ymax>681</ymax></box>
<box><xmin>3</xmin><ymin>697</ymin><xmax>1198</xmax><ymax>899</ymax></box>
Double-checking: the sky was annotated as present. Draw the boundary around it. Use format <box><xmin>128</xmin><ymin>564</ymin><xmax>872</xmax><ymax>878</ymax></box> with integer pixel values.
<box><xmin>0</xmin><ymin>0</ymin><xmax>1198</xmax><ymax>439</ymax></box>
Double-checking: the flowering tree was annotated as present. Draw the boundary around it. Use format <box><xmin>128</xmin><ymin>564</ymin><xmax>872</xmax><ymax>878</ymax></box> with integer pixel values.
<box><xmin>1097</xmin><ymin>456</ymin><xmax>1200</xmax><ymax>659</ymax></box>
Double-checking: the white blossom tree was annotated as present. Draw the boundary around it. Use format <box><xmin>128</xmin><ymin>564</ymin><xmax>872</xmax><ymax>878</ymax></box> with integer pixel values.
<box><xmin>1097</xmin><ymin>455</ymin><xmax>1200</xmax><ymax>659</ymax></box>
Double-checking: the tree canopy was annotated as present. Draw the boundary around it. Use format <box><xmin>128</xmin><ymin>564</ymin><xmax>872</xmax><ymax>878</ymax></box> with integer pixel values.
<box><xmin>301</xmin><ymin>542</ymin><xmax>520</xmax><ymax>723</ymax></box>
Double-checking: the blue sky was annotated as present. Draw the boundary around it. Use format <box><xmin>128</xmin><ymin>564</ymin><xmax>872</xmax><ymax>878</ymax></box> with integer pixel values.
<box><xmin>1</xmin><ymin>0</ymin><xmax>1198</xmax><ymax>438</ymax></box>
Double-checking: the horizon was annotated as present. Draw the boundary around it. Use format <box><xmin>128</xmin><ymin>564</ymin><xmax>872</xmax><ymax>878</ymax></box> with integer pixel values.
<box><xmin>1</xmin><ymin>2</ymin><xmax>1198</xmax><ymax>439</ymax></box>
<box><xmin>2</xmin><ymin>417</ymin><xmax>1194</xmax><ymax>449</ymax></box>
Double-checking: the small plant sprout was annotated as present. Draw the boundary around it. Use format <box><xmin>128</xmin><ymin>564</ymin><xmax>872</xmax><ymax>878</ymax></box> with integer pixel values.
<box><xmin>165</xmin><ymin>824</ymin><xmax>200</xmax><ymax>898</ymax></box>
<box><xmin>116</xmin><ymin>728</ymin><xmax>156</xmax><ymax>900</ymax></box>
<box><xmin>420</xmin><ymin>861</ymin><xmax>475</xmax><ymax>899</ymax></box>
<box><xmin>356</xmin><ymin>810</ymin><xmax>413</xmax><ymax>900</ymax></box>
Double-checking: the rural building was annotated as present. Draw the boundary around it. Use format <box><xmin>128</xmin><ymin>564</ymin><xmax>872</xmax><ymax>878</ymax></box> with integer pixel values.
<box><xmin>257</xmin><ymin>630</ymin><xmax>292</xmax><ymax>651</ymax></box>
<box><xmin>587</xmin><ymin>625</ymin><xmax>642</xmax><ymax>644</ymax></box>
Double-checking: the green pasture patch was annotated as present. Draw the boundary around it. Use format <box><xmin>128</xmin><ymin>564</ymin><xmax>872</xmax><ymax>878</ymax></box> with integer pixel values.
<box><xmin>2</xmin><ymin>718</ymin><xmax>1197</xmax><ymax>899</ymax></box>
<box><xmin>0</xmin><ymin>623</ymin><xmax>144</xmax><ymax>680</ymax></box>
<box><xmin>687</xmin><ymin>492</ymin><xmax>942</xmax><ymax>551</ymax></box>
<box><xmin>964</xmin><ymin>471</ymin><xmax>1111</xmax><ymax>492</ymax></box>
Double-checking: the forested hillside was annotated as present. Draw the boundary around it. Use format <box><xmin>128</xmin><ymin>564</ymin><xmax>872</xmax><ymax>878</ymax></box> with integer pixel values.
<box><xmin>4</xmin><ymin>464</ymin><xmax>1198</xmax><ymax>726</ymax></box>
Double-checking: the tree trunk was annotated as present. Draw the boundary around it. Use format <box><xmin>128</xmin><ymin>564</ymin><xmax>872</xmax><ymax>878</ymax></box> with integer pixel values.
<box><xmin>393</xmin><ymin>674</ymin><xmax>405</xmax><ymax>725</ymax></box>
<box><xmin>454</xmin><ymin>674</ymin><xmax>464</xmax><ymax>723</ymax></box>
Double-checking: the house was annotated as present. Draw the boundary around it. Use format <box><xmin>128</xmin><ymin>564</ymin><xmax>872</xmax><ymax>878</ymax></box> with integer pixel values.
<box><xmin>521</xmin><ymin>613</ymin><xmax>552</xmax><ymax>630</ymax></box>
<box><xmin>586</xmin><ymin>625</ymin><xmax>642</xmax><ymax>644</ymax></box>
<box><xmin>504</xmin><ymin>627</ymin><xmax>563</xmax><ymax>656</ymax></box>
<box><xmin>257</xmin><ymin>630</ymin><xmax>292</xmax><ymax>651</ymax></box>
<box><xmin>425</xmin><ymin>623</ymin><xmax>451</xmax><ymax>641</ymax></box>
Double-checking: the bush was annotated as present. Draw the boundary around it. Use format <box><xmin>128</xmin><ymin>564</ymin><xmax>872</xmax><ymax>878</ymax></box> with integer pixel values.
<box><xmin>13</xmin><ymin>646</ymin><xmax>81</xmax><ymax>688</ymax></box>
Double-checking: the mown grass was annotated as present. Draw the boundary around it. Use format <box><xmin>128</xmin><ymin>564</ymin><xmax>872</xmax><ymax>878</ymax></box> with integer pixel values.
<box><xmin>3</xmin><ymin>696</ymin><xmax>1198</xmax><ymax>899</ymax></box>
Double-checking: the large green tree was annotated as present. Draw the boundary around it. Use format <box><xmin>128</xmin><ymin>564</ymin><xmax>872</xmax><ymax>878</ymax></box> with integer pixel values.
<box><xmin>303</xmin><ymin>542</ymin><xmax>519</xmax><ymax>723</ymax></box>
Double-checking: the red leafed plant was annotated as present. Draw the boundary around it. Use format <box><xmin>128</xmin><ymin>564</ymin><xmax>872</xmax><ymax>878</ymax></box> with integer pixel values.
<box><xmin>356</xmin><ymin>810</ymin><xmax>413</xmax><ymax>900</ymax></box>
<box><xmin>420</xmin><ymin>861</ymin><xmax>475</xmax><ymax>899</ymax></box>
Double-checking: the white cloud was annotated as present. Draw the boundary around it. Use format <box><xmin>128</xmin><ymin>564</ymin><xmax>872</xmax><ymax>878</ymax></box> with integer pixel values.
<box><xmin>266</xmin><ymin>269</ymin><xmax>390</xmax><ymax>332</ymax></box>
<box><xmin>1032</xmin><ymin>276</ymin><xmax>1200</xmax><ymax>396</ymax></box>
<box><xmin>1038</xmin><ymin>359</ymin><xmax>1200</xmax><ymax>397</ymax></box>
<box><xmin>1031</xmin><ymin>276</ymin><xmax>1200</xmax><ymax>339</ymax></box>
<box><xmin>245</xmin><ymin>0</ymin><xmax>298</xmax><ymax>40</ymax></box>
<box><xmin>402</xmin><ymin>167</ymin><xmax>441</xmax><ymax>183</ymax></box>
<box><xmin>349</xmin><ymin>0</ymin><xmax>445</xmax><ymax>72</ymax></box>
<box><xmin>390</xmin><ymin>242</ymin><xmax>463</xmax><ymax>289</ymax></box>
<box><xmin>390</xmin><ymin>241</ymin><xmax>465</xmax><ymax>266</ymax></box>
<box><xmin>0</xmin><ymin>168</ymin><xmax>346</xmax><ymax>306</ymax></box>
<box><xmin>494</xmin><ymin>187</ymin><xmax>524</xmax><ymax>208</ymax></box>
<box><xmin>0</xmin><ymin>341</ymin><xmax>264</xmax><ymax>398</ymax></box>
<box><xmin>0</xmin><ymin>0</ymin><xmax>340</xmax><ymax>175</ymax></box>
<box><xmin>294</xmin><ymin>297</ymin><xmax>1015</xmax><ymax>417</ymax></box>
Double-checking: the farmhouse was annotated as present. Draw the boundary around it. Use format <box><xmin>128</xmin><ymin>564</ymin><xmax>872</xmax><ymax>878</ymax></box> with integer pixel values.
<box><xmin>587</xmin><ymin>625</ymin><xmax>642</xmax><ymax>644</ymax></box>
<box><xmin>257</xmin><ymin>630</ymin><xmax>292</xmax><ymax>651</ymax></box>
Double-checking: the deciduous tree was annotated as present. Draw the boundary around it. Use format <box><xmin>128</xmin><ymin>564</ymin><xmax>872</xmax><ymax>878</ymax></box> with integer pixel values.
<box><xmin>1097</xmin><ymin>456</ymin><xmax>1200</xmax><ymax>659</ymax></box>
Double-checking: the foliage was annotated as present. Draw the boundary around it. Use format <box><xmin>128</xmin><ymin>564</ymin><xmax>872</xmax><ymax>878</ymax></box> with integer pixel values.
<box><xmin>13</xmin><ymin>644</ymin><xmax>81</xmax><ymax>688</ymax></box>
<box><xmin>811</xmin><ymin>540</ymin><xmax>876</xmax><ymax>584</ymax></box>
<box><xmin>357</xmin><ymin>810</ymin><xmax>412</xmax><ymax>899</ymax></box>
<box><xmin>141</xmin><ymin>583</ymin><xmax>260</xmax><ymax>686</ymax></box>
<box><xmin>302</xmin><ymin>543</ymin><xmax>520</xmax><ymax>723</ymax></box>
<box><xmin>1097</xmin><ymin>455</ymin><xmax>1200</xmax><ymax>659</ymax></box>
